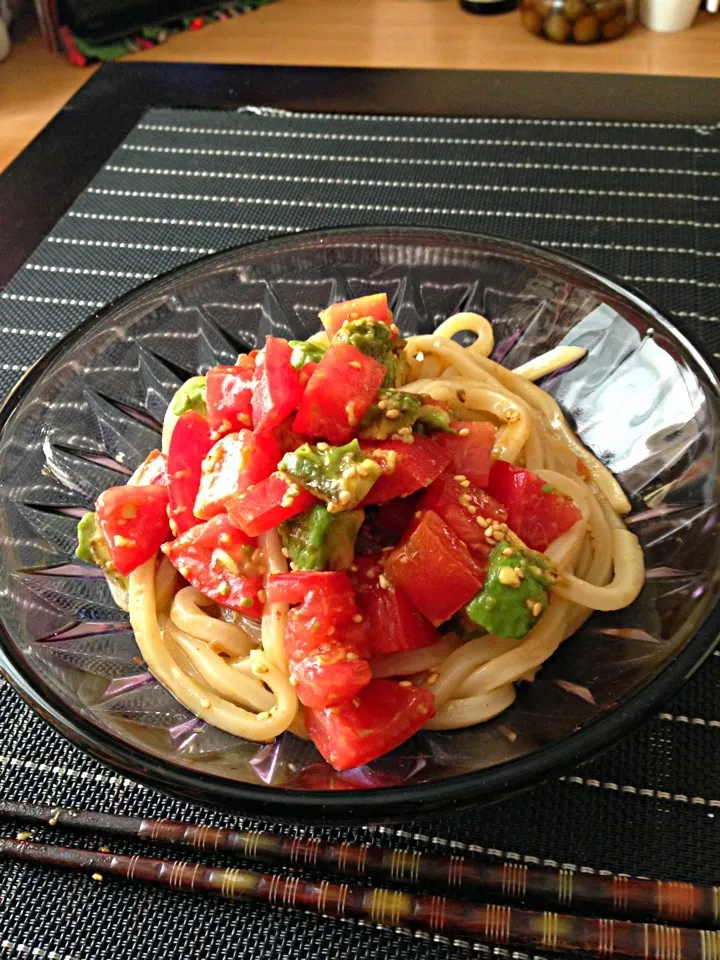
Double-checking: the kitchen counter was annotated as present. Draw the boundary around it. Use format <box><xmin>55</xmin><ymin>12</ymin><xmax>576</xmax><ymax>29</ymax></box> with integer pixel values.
<box><xmin>2</xmin><ymin>0</ymin><xmax>720</xmax><ymax>172</ymax></box>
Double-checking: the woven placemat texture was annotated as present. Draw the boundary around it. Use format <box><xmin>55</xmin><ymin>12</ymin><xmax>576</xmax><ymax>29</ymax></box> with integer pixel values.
<box><xmin>0</xmin><ymin>106</ymin><xmax>718</xmax><ymax>960</ymax></box>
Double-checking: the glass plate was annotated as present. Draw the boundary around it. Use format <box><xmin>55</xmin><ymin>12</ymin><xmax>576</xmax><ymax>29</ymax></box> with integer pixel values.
<box><xmin>0</xmin><ymin>226</ymin><xmax>718</xmax><ymax>823</ymax></box>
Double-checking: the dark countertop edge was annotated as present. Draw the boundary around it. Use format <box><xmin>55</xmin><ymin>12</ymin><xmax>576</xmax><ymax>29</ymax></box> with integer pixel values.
<box><xmin>1</xmin><ymin>62</ymin><xmax>718</xmax><ymax>287</ymax></box>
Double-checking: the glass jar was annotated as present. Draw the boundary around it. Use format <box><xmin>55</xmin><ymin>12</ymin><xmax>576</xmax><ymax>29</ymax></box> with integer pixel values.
<box><xmin>520</xmin><ymin>0</ymin><xmax>631</xmax><ymax>42</ymax></box>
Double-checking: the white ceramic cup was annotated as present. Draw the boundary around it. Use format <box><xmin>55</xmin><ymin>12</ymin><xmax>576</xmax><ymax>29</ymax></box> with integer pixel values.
<box><xmin>638</xmin><ymin>0</ymin><xmax>701</xmax><ymax>30</ymax></box>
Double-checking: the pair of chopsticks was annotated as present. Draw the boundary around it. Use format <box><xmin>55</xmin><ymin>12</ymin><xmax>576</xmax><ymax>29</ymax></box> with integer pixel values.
<box><xmin>1</xmin><ymin>799</ymin><xmax>717</xmax><ymax>959</ymax></box>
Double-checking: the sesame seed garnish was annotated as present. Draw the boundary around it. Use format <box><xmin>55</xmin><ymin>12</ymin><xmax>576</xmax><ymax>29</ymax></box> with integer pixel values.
<box><xmin>498</xmin><ymin>566</ymin><xmax>521</xmax><ymax>587</ymax></box>
<box><xmin>398</xmin><ymin>680</ymin><xmax>412</xmax><ymax>687</ymax></box>
<box><xmin>343</xmin><ymin>466</ymin><xmax>357</xmax><ymax>479</ymax></box>
<box><xmin>349</xmin><ymin>360</ymin><xmax>362</xmax><ymax>370</ymax></box>
<box><xmin>385</xmin><ymin>409</ymin><xmax>401</xmax><ymax>420</ymax></box>
<box><xmin>532</xmin><ymin>601</ymin><xmax>543</xmax><ymax>617</ymax></box>
<box><xmin>257</xmin><ymin>711</ymin><xmax>270</xmax><ymax>721</ymax></box>
<box><xmin>317</xmin><ymin>442</ymin><xmax>329</xmax><ymax>451</ymax></box>
<box><xmin>48</xmin><ymin>818</ymin><xmax>58</xmax><ymax>826</ymax></box>
<box><xmin>427</xmin><ymin>672</ymin><xmax>439</xmax><ymax>686</ymax></box>
<box><xmin>377</xmin><ymin>399</ymin><xmax>388</xmax><ymax>410</ymax></box>
<box><xmin>91</xmin><ymin>873</ymin><xmax>103</xmax><ymax>882</ymax></box>
<box><xmin>417</xmin><ymin>705</ymin><xmax>429</xmax><ymax>715</ymax></box>
<box><xmin>514</xmin><ymin>566</ymin><xmax>525</xmax><ymax>580</ymax></box>
<box><xmin>258</xmin><ymin>589</ymin><xmax>267</xmax><ymax>604</ymax></box>
<box><xmin>281</xmin><ymin>547</ymin><xmax>289</xmax><ymax>558</ymax></box>
<box><xmin>525</xmin><ymin>598</ymin><xmax>535</xmax><ymax>610</ymax></box>
<box><xmin>352</xmin><ymin>613</ymin><xmax>364</xmax><ymax>623</ymax></box>
<box><xmin>352</xmin><ymin>698</ymin><xmax>361</xmax><ymax>707</ymax></box>
<box><xmin>16</xmin><ymin>831</ymin><xmax>32</xmax><ymax>841</ymax></box>
<box><xmin>346</xmin><ymin>652</ymin><xmax>359</xmax><ymax>661</ymax></box>
<box><xmin>453</xmin><ymin>475</ymin><xmax>467</xmax><ymax>482</ymax></box>
<box><xmin>350</xmin><ymin>564</ymin><xmax>358</xmax><ymax>572</ymax></box>
<box><xmin>378</xmin><ymin>574</ymin><xmax>390</xmax><ymax>590</ymax></box>
<box><xmin>460</xmin><ymin>479</ymin><xmax>471</xmax><ymax>488</ymax></box>
<box><xmin>502</xmin><ymin>547</ymin><xmax>515</xmax><ymax>557</ymax></box>
<box><xmin>476</xmin><ymin>516</ymin><xmax>488</xmax><ymax>528</ymax></box>
<box><xmin>338</xmin><ymin>490</ymin><xmax>352</xmax><ymax>505</ymax></box>
<box><xmin>458</xmin><ymin>428</ymin><xmax>470</xmax><ymax>437</ymax></box>
<box><xmin>289</xmin><ymin>676</ymin><xmax>298</xmax><ymax>686</ymax></box>
<box><xmin>492</xmin><ymin>530</ymin><xmax>505</xmax><ymax>541</ymax></box>
<box><xmin>466</xmin><ymin>505</ymin><xmax>477</xmax><ymax>515</ymax></box>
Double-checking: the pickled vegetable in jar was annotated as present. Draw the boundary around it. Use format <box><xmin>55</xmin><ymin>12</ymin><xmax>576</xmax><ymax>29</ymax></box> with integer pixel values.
<box><xmin>520</xmin><ymin>0</ymin><xmax>631</xmax><ymax>42</ymax></box>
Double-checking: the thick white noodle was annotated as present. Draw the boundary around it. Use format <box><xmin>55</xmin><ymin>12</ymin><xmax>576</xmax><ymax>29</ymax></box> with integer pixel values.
<box><xmin>121</xmin><ymin>308</ymin><xmax>644</xmax><ymax>744</ymax></box>
<box><xmin>512</xmin><ymin>346</ymin><xmax>588</xmax><ymax>382</ymax></box>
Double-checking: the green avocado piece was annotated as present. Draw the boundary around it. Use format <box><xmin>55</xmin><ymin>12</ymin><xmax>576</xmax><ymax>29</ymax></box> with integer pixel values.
<box><xmin>289</xmin><ymin>340</ymin><xmax>328</xmax><ymax>370</ymax></box>
<box><xmin>171</xmin><ymin>375</ymin><xmax>208</xmax><ymax>418</ymax></box>
<box><xmin>332</xmin><ymin>318</ymin><xmax>410</xmax><ymax>388</ymax></box>
<box><xmin>76</xmin><ymin>512</ymin><xmax>130</xmax><ymax>610</ymax></box>
<box><xmin>359</xmin><ymin>390</ymin><xmax>454</xmax><ymax>440</ymax></box>
<box><xmin>280</xmin><ymin>439</ymin><xmax>382</xmax><ymax>511</ymax></box>
<box><xmin>465</xmin><ymin>540</ymin><xmax>556</xmax><ymax>640</ymax></box>
<box><xmin>279</xmin><ymin>503</ymin><xmax>364</xmax><ymax>571</ymax></box>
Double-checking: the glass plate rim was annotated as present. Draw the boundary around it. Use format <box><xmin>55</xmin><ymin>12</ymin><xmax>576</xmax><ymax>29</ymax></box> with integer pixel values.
<box><xmin>0</xmin><ymin>224</ymin><xmax>718</xmax><ymax>821</ymax></box>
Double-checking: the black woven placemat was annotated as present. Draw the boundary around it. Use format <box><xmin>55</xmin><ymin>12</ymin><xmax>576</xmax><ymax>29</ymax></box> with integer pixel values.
<box><xmin>0</xmin><ymin>106</ymin><xmax>718</xmax><ymax>960</ymax></box>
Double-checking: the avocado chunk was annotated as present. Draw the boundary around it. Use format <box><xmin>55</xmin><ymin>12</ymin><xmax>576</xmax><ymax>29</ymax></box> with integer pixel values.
<box><xmin>76</xmin><ymin>511</ymin><xmax>130</xmax><ymax>611</ymax></box>
<box><xmin>332</xmin><ymin>318</ymin><xmax>410</xmax><ymax>389</ymax></box>
<box><xmin>359</xmin><ymin>389</ymin><xmax>454</xmax><ymax>440</ymax></box>
<box><xmin>280</xmin><ymin>503</ymin><xmax>364</xmax><ymax>571</ymax></box>
<box><xmin>465</xmin><ymin>540</ymin><xmax>556</xmax><ymax>640</ymax></box>
<box><xmin>280</xmin><ymin>439</ymin><xmax>382</xmax><ymax>511</ymax></box>
<box><xmin>289</xmin><ymin>340</ymin><xmax>327</xmax><ymax>370</ymax></box>
<box><xmin>171</xmin><ymin>375</ymin><xmax>208</xmax><ymax>418</ymax></box>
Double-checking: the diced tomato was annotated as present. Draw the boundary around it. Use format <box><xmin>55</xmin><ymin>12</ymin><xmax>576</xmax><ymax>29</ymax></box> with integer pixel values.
<box><xmin>194</xmin><ymin>430</ymin><xmax>281</xmax><ymax>520</ymax></box>
<box><xmin>272</xmin><ymin>416</ymin><xmax>310</xmax><ymax>455</ymax></box>
<box><xmin>576</xmin><ymin>458</ymin><xmax>591</xmax><ymax>483</ymax></box>
<box><xmin>130</xmin><ymin>449</ymin><xmax>167</xmax><ymax>487</ymax></box>
<box><xmin>226</xmin><ymin>473</ymin><xmax>316</xmax><ymax>537</ymax></box>
<box><xmin>252</xmin><ymin>337</ymin><xmax>303</xmax><ymax>436</ymax></box>
<box><xmin>350</xmin><ymin>557</ymin><xmax>440</xmax><ymax>657</ymax></box>
<box><xmin>434</xmin><ymin>420</ymin><xmax>496</xmax><ymax>489</ymax></box>
<box><xmin>266</xmin><ymin>570</ymin><xmax>354</xmax><ymax>607</ymax></box>
<box><xmin>205</xmin><ymin>361</ymin><xmax>255</xmax><ymax>436</ymax></box>
<box><xmin>162</xmin><ymin>514</ymin><xmax>263</xmax><ymax>617</ymax></box>
<box><xmin>385</xmin><ymin>510</ymin><xmax>485</xmax><ymax>626</ymax></box>
<box><xmin>297</xmin><ymin>360</ymin><xmax>319</xmax><ymax>389</ymax></box>
<box><xmin>305</xmin><ymin>679</ymin><xmax>435</xmax><ymax>771</ymax></box>
<box><xmin>166</xmin><ymin>411</ymin><xmax>215</xmax><ymax>535</ymax></box>
<box><xmin>293</xmin><ymin>343</ymin><xmax>386</xmax><ymax>446</ymax></box>
<box><xmin>368</xmin><ymin>494</ymin><xmax>422</xmax><ymax>545</ymax></box>
<box><xmin>290</xmin><ymin>645</ymin><xmax>372</xmax><ymax>709</ymax></box>
<box><xmin>319</xmin><ymin>293</ymin><xmax>392</xmax><ymax>340</ymax></box>
<box><xmin>487</xmin><ymin>460</ymin><xmax>582</xmax><ymax>552</ymax></box>
<box><xmin>269</xmin><ymin>570</ymin><xmax>370</xmax><ymax>707</ymax></box>
<box><xmin>96</xmin><ymin>484</ymin><xmax>170</xmax><ymax>576</ymax></box>
<box><xmin>418</xmin><ymin>473</ymin><xmax>507</xmax><ymax>565</ymax></box>
<box><xmin>359</xmin><ymin>436</ymin><xmax>452</xmax><ymax>506</ymax></box>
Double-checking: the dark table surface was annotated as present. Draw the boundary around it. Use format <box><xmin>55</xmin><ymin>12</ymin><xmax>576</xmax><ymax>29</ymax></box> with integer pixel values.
<box><xmin>1</xmin><ymin>62</ymin><xmax>720</xmax><ymax>287</ymax></box>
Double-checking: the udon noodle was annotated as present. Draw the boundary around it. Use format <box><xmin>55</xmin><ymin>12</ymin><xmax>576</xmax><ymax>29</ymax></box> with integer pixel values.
<box><xmin>127</xmin><ymin>312</ymin><xmax>644</xmax><ymax>744</ymax></box>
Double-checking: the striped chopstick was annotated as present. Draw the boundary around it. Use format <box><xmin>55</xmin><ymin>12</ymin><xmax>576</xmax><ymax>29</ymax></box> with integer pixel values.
<box><xmin>1</xmin><ymin>799</ymin><xmax>718</xmax><ymax>927</ymax></box>
<box><xmin>1</xmin><ymin>836</ymin><xmax>718</xmax><ymax>960</ymax></box>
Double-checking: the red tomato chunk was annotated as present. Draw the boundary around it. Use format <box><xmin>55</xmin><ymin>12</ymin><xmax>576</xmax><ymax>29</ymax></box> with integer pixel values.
<box><xmin>96</xmin><ymin>483</ymin><xmax>170</xmax><ymax>576</ymax></box>
<box><xmin>384</xmin><ymin>509</ymin><xmax>485</xmax><ymax>626</ymax></box>
<box><xmin>226</xmin><ymin>473</ymin><xmax>316</xmax><ymax>537</ymax></box>
<box><xmin>434</xmin><ymin>420</ymin><xmax>496</xmax><ymax>489</ymax></box>
<box><xmin>163</xmin><ymin>514</ymin><xmax>263</xmax><ymax>617</ymax></box>
<box><xmin>206</xmin><ymin>361</ymin><xmax>254</xmax><ymax>436</ymax></box>
<box><xmin>305</xmin><ymin>679</ymin><xmax>435</xmax><ymax>771</ymax></box>
<box><xmin>130</xmin><ymin>449</ymin><xmax>167</xmax><ymax>487</ymax></box>
<box><xmin>418</xmin><ymin>472</ymin><xmax>507</xmax><ymax>566</ymax></box>
<box><xmin>359</xmin><ymin>435</ymin><xmax>452</xmax><ymax>505</ymax></box>
<box><xmin>167</xmin><ymin>410</ymin><xmax>215</xmax><ymax>535</ymax></box>
<box><xmin>293</xmin><ymin>343</ymin><xmax>386</xmax><ymax>446</ymax></box>
<box><xmin>319</xmin><ymin>292</ymin><xmax>392</xmax><ymax>340</ymax></box>
<box><xmin>252</xmin><ymin>337</ymin><xmax>303</xmax><ymax>436</ymax></box>
<box><xmin>194</xmin><ymin>430</ymin><xmax>281</xmax><ymax>520</ymax></box>
<box><xmin>487</xmin><ymin>459</ymin><xmax>582</xmax><ymax>552</ymax></box>
<box><xmin>350</xmin><ymin>557</ymin><xmax>440</xmax><ymax>657</ymax></box>
<box><xmin>268</xmin><ymin>571</ymin><xmax>371</xmax><ymax>709</ymax></box>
